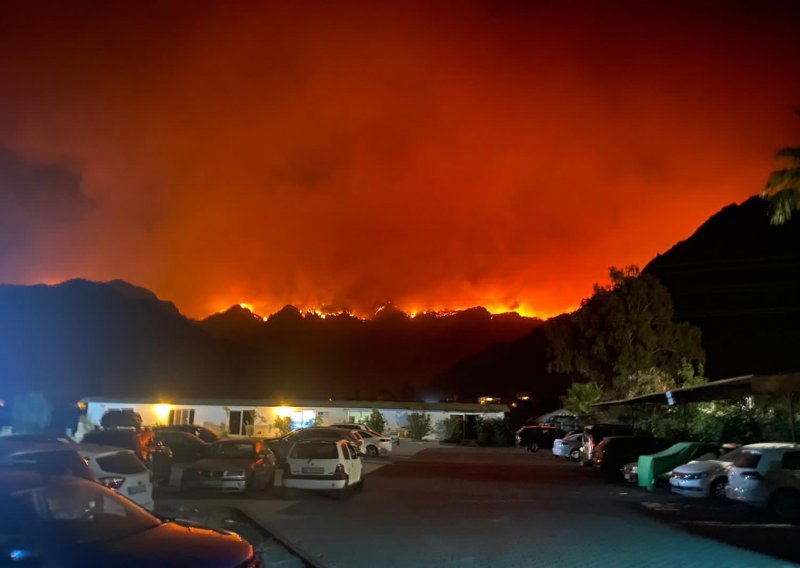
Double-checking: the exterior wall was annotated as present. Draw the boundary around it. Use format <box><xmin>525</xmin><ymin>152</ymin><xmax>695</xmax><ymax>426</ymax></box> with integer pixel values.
<box><xmin>83</xmin><ymin>401</ymin><xmax>506</xmax><ymax>441</ymax></box>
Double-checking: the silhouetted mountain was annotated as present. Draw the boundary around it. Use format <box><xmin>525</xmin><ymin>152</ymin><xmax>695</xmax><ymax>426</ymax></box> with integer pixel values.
<box><xmin>644</xmin><ymin>196</ymin><xmax>800</xmax><ymax>378</ymax></box>
<box><xmin>433</xmin><ymin>196</ymin><xmax>800</xmax><ymax>407</ymax></box>
<box><xmin>0</xmin><ymin>280</ymin><xmax>540</xmax><ymax>403</ymax></box>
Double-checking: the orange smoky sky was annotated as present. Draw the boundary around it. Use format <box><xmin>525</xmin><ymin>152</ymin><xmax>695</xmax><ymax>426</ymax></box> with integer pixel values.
<box><xmin>0</xmin><ymin>1</ymin><xmax>799</xmax><ymax>319</ymax></box>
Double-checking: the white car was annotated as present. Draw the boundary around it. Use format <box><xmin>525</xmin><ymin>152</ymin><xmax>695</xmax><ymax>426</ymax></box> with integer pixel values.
<box><xmin>669</xmin><ymin>446</ymin><xmax>743</xmax><ymax>499</ymax></box>
<box><xmin>726</xmin><ymin>442</ymin><xmax>800</xmax><ymax>519</ymax></box>
<box><xmin>331</xmin><ymin>423</ymin><xmax>400</xmax><ymax>445</ymax></box>
<box><xmin>352</xmin><ymin>429</ymin><xmax>393</xmax><ymax>456</ymax></box>
<box><xmin>79</xmin><ymin>444</ymin><xmax>154</xmax><ymax>510</ymax></box>
<box><xmin>552</xmin><ymin>433</ymin><xmax>583</xmax><ymax>461</ymax></box>
<box><xmin>282</xmin><ymin>439</ymin><xmax>363</xmax><ymax>498</ymax></box>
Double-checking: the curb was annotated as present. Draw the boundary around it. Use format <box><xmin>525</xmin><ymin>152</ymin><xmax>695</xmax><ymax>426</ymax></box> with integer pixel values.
<box><xmin>234</xmin><ymin>506</ymin><xmax>328</xmax><ymax>568</ymax></box>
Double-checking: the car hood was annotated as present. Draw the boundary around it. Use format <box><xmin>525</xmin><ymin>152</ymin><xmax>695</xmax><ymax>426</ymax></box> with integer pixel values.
<box><xmin>186</xmin><ymin>458</ymin><xmax>253</xmax><ymax>471</ymax></box>
<box><xmin>672</xmin><ymin>459</ymin><xmax>727</xmax><ymax>474</ymax></box>
<box><xmin>80</xmin><ymin>522</ymin><xmax>252</xmax><ymax>568</ymax></box>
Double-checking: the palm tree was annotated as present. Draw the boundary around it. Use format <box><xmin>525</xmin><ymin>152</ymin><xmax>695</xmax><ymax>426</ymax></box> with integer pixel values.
<box><xmin>762</xmin><ymin>109</ymin><xmax>800</xmax><ymax>225</ymax></box>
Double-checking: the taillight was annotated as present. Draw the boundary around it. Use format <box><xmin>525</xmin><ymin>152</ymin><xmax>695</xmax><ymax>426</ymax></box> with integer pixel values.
<box><xmin>100</xmin><ymin>476</ymin><xmax>126</xmax><ymax>489</ymax></box>
<box><xmin>333</xmin><ymin>464</ymin><xmax>346</xmax><ymax>479</ymax></box>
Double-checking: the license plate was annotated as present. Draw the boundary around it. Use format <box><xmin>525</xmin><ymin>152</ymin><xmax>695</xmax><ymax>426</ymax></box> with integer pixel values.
<box><xmin>128</xmin><ymin>485</ymin><xmax>146</xmax><ymax>495</ymax></box>
<box><xmin>301</xmin><ymin>467</ymin><xmax>324</xmax><ymax>474</ymax></box>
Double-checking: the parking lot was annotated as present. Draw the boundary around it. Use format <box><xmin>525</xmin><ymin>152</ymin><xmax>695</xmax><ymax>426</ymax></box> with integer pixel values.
<box><xmin>157</xmin><ymin>445</ymin><xmax>800</xmax><ymax>567</ymax></box>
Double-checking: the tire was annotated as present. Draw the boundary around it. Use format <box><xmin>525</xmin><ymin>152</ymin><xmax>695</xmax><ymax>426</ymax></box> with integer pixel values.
<box><xmin>334</xmin><ymin>476</ymin><xmax>351</xmax><ymax>500</ymax></box>
<box><xmin>768</xmin><ymin>489</ymin><xmax>800</xmax><ymax>522</ymax></box>
<box><xmin>528</xmin><ymin>443</ymin><xmax>539</xmax><ymax>453</ymax></box>
<box><xmin>569</xmin><ymin>449</ymin><xmax>581</xmax><ymax>462</ymax></box>
<box><xmin>366</xmin><ymin>445</ymin><xmax>379</xmax><ymax>457</ymax></box>
<box><xmin>709</xmin><ymin>478</ymin><xmax>727</xmax><ymax>500</ymax></box>
<box><xmin>355</xmin><ymin>476</ymin><xmax>365</xmax><ymax>492</ymax></box>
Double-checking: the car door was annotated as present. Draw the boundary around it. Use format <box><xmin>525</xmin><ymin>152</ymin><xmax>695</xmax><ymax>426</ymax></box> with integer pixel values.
<box><xmin>347</xmin><ymin>443</ymin><xmax>362</xmax><ymax>482</ymax></box>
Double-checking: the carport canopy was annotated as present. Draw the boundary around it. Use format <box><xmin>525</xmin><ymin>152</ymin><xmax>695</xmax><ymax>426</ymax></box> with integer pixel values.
<box><xmin>592</xmin><ymin>372</ymin><xmax>800</xmax><ymax>408</ymax></box>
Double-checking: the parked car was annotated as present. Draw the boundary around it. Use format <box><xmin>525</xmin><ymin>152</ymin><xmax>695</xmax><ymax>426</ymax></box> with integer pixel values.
<box><xmin>181</xmin><ymin>438</ymin><xmax>276</xmax><ymax>493</ymax></box>
<box><xmin>331</xmin><ymin>423</ymin><xmax>400</xmax><ymax>444</ymax></box>
<box><xmin>591</xmin><ymin>436</ymin><xmax>671</xmax><ymax>479</ymax></box>
<box><xmin>266</xmin><ymin>428</ymin><xmax>365</xmax><ymax>463</ymax></box>
<box><xmin>154</xmin><ymin>424</ymin><xmax>220</xmax><ymax>444</ymax></box>
<box><xmin>623</xmin><ymin>442</ymin><xmax>720</xmax><ymax>488</ymax></box>
<box><xmin>349</xmin><ymin>429</ymin><xmax>392</xmax><ymax>456</ymax></box>
<box><xmin>0</xmin><ymin>470</ymin><xmax>260</xmax><ymax>567</ymax></box>
<box><xmin>726</xmin><ymin>442</ymin><xmax>800</xmax><ymax>520</ymax></box>
<box><xmin>580</xmin><ymin>424</ymin><xmax>639</xmax><ymax>466</ymax></box>
<box><xmin>78</xmin><ymin>444</ymin><xmax>154</xmax><ymax>510</ymax></box>
<box><xmin>515</xmin><ymin>425</ymin><xmax>565</xmax><ymax>452</ymax></box>
<box><xmin>552</xmin><ymin>433</ymin><xmax>584</xmax><ymax>461</ymax></box>
<box><xmin>99</xmin><ymin>409</ymin><xmax>143</xmax><ymax>429</ymax></box>
<box><xmin>282</xmin><ymin>438</ymin><xmax>364</xmax><ymax>498</ymax></box>
<box><xmin>0</xmin><ymin>440</ymin><xmax>96</xmax><ymax>482</ymax></box>
<box><xmin>81</xmin><ymin>428</ymin><xmax>173</xmax><ymax>483</ymax></box>
<box><xmin>154</xmin><ymin>430</ymin><xmax>209</xmax><ymax>463</ymax></box>
<box><xmin>670</xmin><ymin>445</ymin><xmax>744</xmax><ymax>499</ymax></box>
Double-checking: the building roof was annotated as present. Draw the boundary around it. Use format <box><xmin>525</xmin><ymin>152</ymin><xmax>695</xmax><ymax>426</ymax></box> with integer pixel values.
<box><xmin>81</xmin><ymin>396</ymin><xmax>509</xmax><ymax>413</ymax></box>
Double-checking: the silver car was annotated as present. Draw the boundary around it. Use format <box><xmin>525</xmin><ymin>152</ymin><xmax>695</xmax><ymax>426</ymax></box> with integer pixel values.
<box><xmin>552</xmin><ymin>433</ymin><xmax>583</xmax><ymax>461</ymax></box>
<box><xmin>726</xmin><ymin>443</ymin><xmax>800</xmax><ymax>520</ymax></box>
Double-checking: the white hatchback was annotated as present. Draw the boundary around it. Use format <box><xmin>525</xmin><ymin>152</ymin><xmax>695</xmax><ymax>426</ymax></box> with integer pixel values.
<box><xmin>726</xmin><ymin>442</ymin><xmax>800</xmax><ymax>519</ymax></box>
<box><xmin>670</xmin><ymin>447</ymin><xmax>743</xmax><ymax>499</ymax></box>
<box><xmin>79</xmin><ymin>444</ymin><xmax>154</xmax><ymax>510</ymax></box>
<box><xmin>354</xmin><ymin>429</ymin><xmax>393</xmax><ymax>456</ymax></box>
<box><xmin>282</xmin><ymin>439</ymin><xmax>363</xmax><ymax>497</ymax></box>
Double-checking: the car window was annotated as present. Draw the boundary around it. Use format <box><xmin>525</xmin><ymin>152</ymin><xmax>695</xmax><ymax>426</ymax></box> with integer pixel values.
<box><xmin>781</xmin><ymin>451</ymin><xmax>800</xmax><ymax>470</ymax></box>
<box><xmin>209</xmin><ymin>443</ymin><xmax>255</xmax><ymax>458</ymax></box>
<box><xmin>343</xmin><ymin>444</ymin><xmax>353</xmax><ymax>460</ymax></box>
<box><xmin>96</xmin><ymin>452</ymin><xmax>147</xmax><ymax>474</ymax></box>
<box><xmin>9</xmin><ymin>451</ymin><xmax>94</xmax><ymax>480</ymax></box>
<box><xmin>290</xmin><ymin>442</ymin><xmax>338</xmax><ymax>460</ymax></box>
<box><xmin>733</xmin><ymin>451</ymin><xmax>762</xmax><ymax>469</ymax></box>
<box><xmin>718</xmin><ymin>447</ymin><xmax>743</xmax><ymax>463</ymax></box>
<box><xmin>13</xmin><ymin>479</ymin><xmax>160</xmax><ymax>545</ymax></box>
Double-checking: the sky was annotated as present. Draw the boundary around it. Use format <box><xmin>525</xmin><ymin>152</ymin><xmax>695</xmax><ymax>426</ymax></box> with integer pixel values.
<box><xmin>1</xmin><ymin>1</ymin><xmax>799</xmax><ymax>320</ymax></box>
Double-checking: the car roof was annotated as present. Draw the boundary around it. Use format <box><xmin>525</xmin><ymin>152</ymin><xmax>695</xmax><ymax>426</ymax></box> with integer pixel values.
<box><xmin>0</xmin><ymin>440</ymin><xmax>82</xmax><ymax>456</ymax></box>
<box><xmin>0</xmin><ymin>470</ymin><xmax>88</xmax><ymax>494</ymax></box>
<box><xmin>77</xmin><ymin>443</ymin><xmax>137</xmax><ymax>457</ymax></box>
<box><xmin>741</xmin><ymin>443</ymin><xmax>800</xmax><ymax>452</ymax></box>
<box><xmin>213</xmin><ymin>437</ymin><xmax>261</xmax><ymax>444</ymax></box>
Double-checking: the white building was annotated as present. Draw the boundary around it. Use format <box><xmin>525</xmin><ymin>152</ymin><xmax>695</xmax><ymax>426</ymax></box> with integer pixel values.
<box><xmin>81</xmin><ymin>397</ymin><xmax>509</xmax><ymax>441</ymax></box>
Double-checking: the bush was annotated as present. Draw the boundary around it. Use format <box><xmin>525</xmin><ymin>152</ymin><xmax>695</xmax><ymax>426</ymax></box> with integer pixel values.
<box><xmin>273</xmin><ymin>416</ymin><xmax>292</xmax><ymax>436</ymax></box>
<box><xmin>406</xmin><ymin>412</ymin><xmax>432</xmax><ymax>440</ymax></box>
<box><xmin>477</xmin><ymin>417</ymin><xmax>512</xmax><ymax>446</ymax></box>
<box><xmin>441</xmin><ymin>416</ymin><xmax>464</xmax><ymax>443</ymax></box>
<box><xmin>364</xmin><ymin>409</ymin><xmax>386</xmax><ymax>434</ymax></box>
<box><xmin>12</xmin><ymin>392</ymin><xmax>53</xmax><ymax>434</ymax></box>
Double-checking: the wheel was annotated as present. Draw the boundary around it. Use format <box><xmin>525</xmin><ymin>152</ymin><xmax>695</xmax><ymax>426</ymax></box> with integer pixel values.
<box><xmin>709</xmin><ymin>477</ymin><xmax>727</xmax><ymax>500</ymax></box>
<box><xmin>355</xmin><ymin>476</ymin><xmax>365</xmax><ymax>492</ymax></box>
<box><xmin>768</xmin><ymin>489</ymin><xmax>800</xmax><ymax>522</ymax></box>
<box><xmin>569</xmin><ymin>449</ymin><xmax>581</xmax><ymax>462</ymax></box>
<box><xmin>334</xmin><ymin>476</ymin><xmax>351</xmax><ymax>500</ymax></box>
<box><xmin>527</xmin><ymin>442</ymin><xmax>539</xmax><ymax>453</ymax></box>
<box><xmin>366</xmin><ymin>445</ymin><xmax>379</xmax><ymax>457</ymax></box>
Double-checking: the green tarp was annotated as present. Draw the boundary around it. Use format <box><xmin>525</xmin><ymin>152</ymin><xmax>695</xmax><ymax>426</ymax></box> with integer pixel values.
<box><xmin>637</xmin><ymin>442</ymin><xmax>699</xmax><ymax>491</ymax></box>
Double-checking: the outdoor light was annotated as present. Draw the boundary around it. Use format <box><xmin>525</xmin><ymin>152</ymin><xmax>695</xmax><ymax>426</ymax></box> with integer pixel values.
<box><xmin>275</xmin><ymin>406</ymin><xmax>293</xmax><ymax>418</ymax></box>
<box><xmin>154</xmin><ymin>403</ymin><xmax>171</xmax><ymax>421</ymax></box>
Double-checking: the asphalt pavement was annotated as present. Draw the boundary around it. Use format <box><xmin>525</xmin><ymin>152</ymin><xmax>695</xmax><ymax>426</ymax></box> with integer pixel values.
<box><xmin>242</xmin><ymin>446</ymin><xmax>799</xmax><ymax>568</ymax></box>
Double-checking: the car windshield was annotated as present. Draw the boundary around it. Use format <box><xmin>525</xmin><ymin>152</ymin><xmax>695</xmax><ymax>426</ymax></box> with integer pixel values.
<box><xmin>12</xmin><ymin>478</ymin><xmax>160</xmax><ymax>544</ymax></box>
<box><xmin>733</xmin><ymin>451</ymin><xmax>762</xmax><ymax>469</ymax></box>
<box><xmin>718</xmin><ymin>447</ymin><xmax>743</xmax><ymax>463</ymax></box>
<box><xmin>208</xmin><ymin>442</ymin><xmax>255</xmax><ymax>458</ymax></box>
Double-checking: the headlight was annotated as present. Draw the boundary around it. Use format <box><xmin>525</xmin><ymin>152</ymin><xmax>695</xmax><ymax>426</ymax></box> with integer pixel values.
<box><xmin>224</xmin><ymin>470</ymin><xmax>246</xmax><ymax>478</ymax></box>
<box><xmin>682</xmin><ymin>472</ymin><xmax>708</xmax><ymax>480</ymax></box>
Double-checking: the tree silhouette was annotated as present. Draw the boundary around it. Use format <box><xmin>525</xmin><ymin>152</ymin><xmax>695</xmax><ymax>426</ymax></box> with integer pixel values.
<box><xmin>762</xmin><ymin>108</ymin><xmax>800</xmax><ymax>225</ymax></box>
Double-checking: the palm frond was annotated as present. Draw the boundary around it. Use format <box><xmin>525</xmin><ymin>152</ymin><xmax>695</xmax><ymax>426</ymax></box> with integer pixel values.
<box><xmin>766</xmin><ymin>187</ymin><xmax>800</xmax><ymax>225</ymax></box>
<box><xmin>775</xmin><ymin>147</ymin><xmax>800</xmax><ymax>161</ymax></box>
<box><xmin>763</xmin><ymin>168</ymin><xmax>800</xmax><ymax>191</ymax></box>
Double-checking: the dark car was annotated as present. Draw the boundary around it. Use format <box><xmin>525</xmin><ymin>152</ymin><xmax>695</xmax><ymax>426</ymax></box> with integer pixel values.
<box><xmin>580</xmin><ymin>424</ymin><xmax>639</xmax><ymax>466</ymax></box>
<box><xmin>515</xmin><ymin>425</ymin><xmax>566</xmax><ymax>452</ymax></box>
<box><xmin>81</xmin><ymin>429</ymin><xmax>172</xmax><ymax>483</ymax></box>
<box><xmin>0</xmin><ymin>470</ymin><xmax>260</xmax><ymax>568</ymax></box>
<box><xmin>181</xmin><ymin>438</ymin><xmax>276</xmax><ymax>493</ymax></box>
<box><xmin>592</xmin><ymin>436</ymin><xmax>672</xmax><ymax>479</ymax></box>
<box><xmin>100</xmin><ymin>409</ymin><xmax>144</xmax><ymax>429</ymax></box>
<box><xmin>0</xmin><ymin>440</ymin><xmax>96</xmax><ymax>482</ymax></box>
<box><xmin>154</xmin><ymin>430</ymin><xmax>209</xmax><ymax>464</ymax></box>
<box><xmin>266</xmin><ymin>428</ymin><xmax>364</xmax><ymax>463</ymax></box>
<box><xmin>154</xmin><ymin>424</ymin><xmax>220</xmax><ymax>444</ymax></box>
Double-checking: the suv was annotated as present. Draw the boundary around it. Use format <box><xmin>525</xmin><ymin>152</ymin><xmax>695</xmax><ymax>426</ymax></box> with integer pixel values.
<box><xmin>591</xmin><ymin>436</ymin><xmax>671</xmax><ymax>479</ymax></box>
<box><xmin>581</xmin><ymin>424</ymin><xmax>638</xmax><ymax>466</ymax></box>
<box><xmin>726</xmin><ymin>443</ymin><xmax>800</xmax><ymax>521</ymax></box>
<box><xmin>79</xmin><ymin>444</ymin><xmax>154</xmax><ymax>510</ymax></box>
<box><xmin>81</xmin><ymin>428</ymin><xmax>172</xmax><ymax>483</ymax></box>
<box><xmin>515</xmin><ymin>425</ymin><xmax>565</xmax><ymax>452</ymax></box>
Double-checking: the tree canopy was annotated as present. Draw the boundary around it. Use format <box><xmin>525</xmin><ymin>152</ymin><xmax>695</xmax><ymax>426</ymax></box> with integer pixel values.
<box><xmin>762</xmin><ymin>108</ymin><xmax>800</xmax><ymax>225</ymax></box>
<box><xmin>546</xmin><ymin>266</ymin><xmax>704</xmax><ymax>398</ymax></box>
